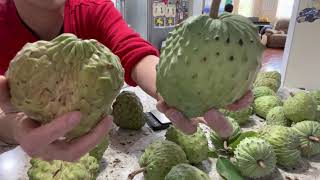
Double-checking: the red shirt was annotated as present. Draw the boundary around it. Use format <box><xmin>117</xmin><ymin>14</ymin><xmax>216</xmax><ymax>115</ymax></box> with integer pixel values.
<box><xmin>0</xmin><ymin>0</ymin><xmax>159</xmax><ymax>86</ymax></box>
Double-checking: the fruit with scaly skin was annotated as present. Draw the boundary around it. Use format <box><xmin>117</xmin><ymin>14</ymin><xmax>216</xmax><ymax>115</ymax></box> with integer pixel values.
<box><xmin>112</xmin><ymin>91</ymin><xmax>146</xmax><ymax>130</ymax></box>
<box><xmin>292</xmin><ymin>121</ymin><xmax>320</xmax><ymax>157</ymax></box>
<box><xmin>316</xmin><ymin>106</ymin><xmax>320</xmax><ymax>122</ymax></box>
<box><xmin>6</xmin><ymin>33</ymin><xmax>124</xmax><ymax>140</ymax></box>
<box><xmin>283</xmin><ymin>92</ymin><xmax>317</xmax><ymax>123</ymax></box>
<box><xmin>252</xmin><ymin>86</ymin><xmax>276</xmax><ymax>99</ymax></box>
<box><xmin>28</xmin><ymin>154</ymin><xmax>99</xmax><ymax>180</ymax></box>
<box><xmin>266</xmin><ymin>106</ymin><xmax>291</xmax><ymax>126</ymax></box>
<box><xmin>128</xmin><ymin>140</ymin><xmax>188</xmax><ymax>180</ymax></box>
<box><xmin>253</xmin><ymin>78</ymin><xmax>279</xmax><ymax>92</ymax></box>
<box><xmin>219</xmin><ymin>105</ymin><xmax>253</xmax><ymax>125</ymax></box>
<box><xmin>89</xmin><ymin>136</ymin><xmax>109</xmax><ymax>162</ymax></box>
<box><xmin>258</xmin><ymin>125</ymin><xmax>302</xmax><ymax>168</ymax></box>
<box><xmin>164</xmin><ymin>163</ymin><xmax>211</xmax><ymax>180</ymax></box>
<box><xmin>165</xmin><ymin>126</ymin><xmax>209</xmax><ymax>164</ymax></box>
<box><xmin>256</xmin><ymin>71</ymin><xmax>281</xmax><ymax>84</ymax></box>
<box><xmin>234</xmin><ymin>137</ymin><xmax>277</xmax><ymax>178</ymax></box>
<box><xmin>310</xmin><ymin>90</ymin><xmax>320</xmax><ymax>105</ymax></box>
<box><xmin>156</xmin><ymin>3</ymin><xmax>264</xmax><ymax>118</ymax></box>
<box><xmin>253</xmin><ymin>95</ymin><xmax>282</xmax><ymax>119</ymax></box>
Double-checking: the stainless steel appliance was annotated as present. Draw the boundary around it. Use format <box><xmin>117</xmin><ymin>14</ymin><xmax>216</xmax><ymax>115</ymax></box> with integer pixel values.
<box><xmin>116</xmin><ymin>0</ymin><xmax>205</xmax><ymax>50</ymax></box>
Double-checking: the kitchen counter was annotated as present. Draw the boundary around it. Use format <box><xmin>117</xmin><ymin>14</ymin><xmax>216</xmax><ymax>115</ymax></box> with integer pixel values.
<box><xmin>1</xmin><ymin>85</ymin><xmax>320</xmax><ymax>180</ymax></box>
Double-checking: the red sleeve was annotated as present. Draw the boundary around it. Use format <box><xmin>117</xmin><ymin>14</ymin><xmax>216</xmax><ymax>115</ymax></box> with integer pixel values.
<box><xmin>91</xmin><ymin>1</ymin><xmax>160</xmax><ymax>86</ymax></box>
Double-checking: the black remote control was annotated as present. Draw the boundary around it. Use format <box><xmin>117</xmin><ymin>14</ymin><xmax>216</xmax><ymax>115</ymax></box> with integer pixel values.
<box><xmin>144</xmin><ymin>112</ymin><xmax>171</xmax><ymax>131</ymax></box>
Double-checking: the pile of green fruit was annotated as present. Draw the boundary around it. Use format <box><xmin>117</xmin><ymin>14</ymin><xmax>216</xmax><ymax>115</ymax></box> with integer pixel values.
<box><xmin>208</xmin><ymin>71</ymin><xmax>320</xmax><ymax>179</ymax></box>
<box><xmin>128</xmin><ymin>126</ymin><xmax>210</xmax><ymax>180</ymax></box>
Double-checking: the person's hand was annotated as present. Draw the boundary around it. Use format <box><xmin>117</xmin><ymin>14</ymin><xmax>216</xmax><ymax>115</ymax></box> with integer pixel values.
<box><xmin>156</xmin><ymin>91</ymin><xmax>253</xmax><ymax>137</ymax></box>
<box><xmin>0</xmin><ymin>76</ymin><xmax>113</xmax><ymax>162</ymax></box>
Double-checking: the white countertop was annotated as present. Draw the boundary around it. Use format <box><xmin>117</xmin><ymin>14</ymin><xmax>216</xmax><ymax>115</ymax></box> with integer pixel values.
<box><xmin>1</xmin><ymin>86</ymin><xmax>320</xmax><ymax>180</ymax></box>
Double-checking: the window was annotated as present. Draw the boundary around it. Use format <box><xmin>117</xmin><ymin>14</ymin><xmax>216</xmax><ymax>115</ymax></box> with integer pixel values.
<box><xmin>276</xmin><ymin>0</ymin><xmax>294</xmax><ymax>19</ymax></box>
<box><xmin>238</xmin><ymin>0</ymin><xmax>254</xmax><ymax>17</ymax></box>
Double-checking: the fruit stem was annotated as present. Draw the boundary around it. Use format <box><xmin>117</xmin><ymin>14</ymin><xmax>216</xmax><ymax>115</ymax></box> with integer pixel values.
<box><xmin>223</xmin><ymin>141</ymin><xmax>229</xmax><ymax>150</ymax></box>
<box><xmin>209</xmin><ymin>0</ymin><xmax>222</xmax><ymax>19</ymax></box>
<box><xmin>128</xmin><ymin>167</ymin><xmax>146</xmax><ymax>180</ymax></box>
<box><xmin>309</xmin><ymin>136</ymin><xmax>320</xmax><ymax>142</ymax></box>
<box><xmin>257</xmin><ymin>160</ymin><xmax>266</xmax><ymax>168</ymax></box>
<box><xmin>289</xmin><ymin>92</ymin><xmax>295</xmax><ymax>97</ymax></box>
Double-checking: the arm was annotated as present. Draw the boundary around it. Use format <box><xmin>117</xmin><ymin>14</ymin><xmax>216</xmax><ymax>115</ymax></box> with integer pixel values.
<box><xmin>92</xmin><ymin>1</ymin><xmax>159</xmax><ymax>91</ymax></box>
<box><xmin>131</xmin><ymin>55</ymin><xmax>159</xmax><ymax>100</ymax></box>
<box><xmin>92</xmin><ymin>2</ymin><xmax>251</xmax><ymax>136</ymax></box>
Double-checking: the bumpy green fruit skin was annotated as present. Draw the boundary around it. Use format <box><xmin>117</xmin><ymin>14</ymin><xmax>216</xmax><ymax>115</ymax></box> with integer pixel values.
<box><xmin>6</xmin><ymin>33</ymin><xmax>124</xmax><ymax>140</ymax></box>
<box><xmin>220</xmin><ymin>106</ymin><xmax>253</xmax><ymax>125</ymax></box>
<box><xmin>253</xmin><ymin>95</ymin><xmax>283</xmax><ymax>119</ymax></box>
<box><xmin>165</xmin><ymin>126</ymin><xmax>209</xmax><ymax>164</ymax></box>
<box><xmin>266</xmin><ymin>106</ymin><xmax>291</xmax><ymax>126</ymax></box>
<box><xmin>28</xmin><ymin>154</ymin><xmax>99</xmax><ymax>180</ymax></box>
<box><xmin>258</xmin><ymin>125</ymin><xmax>302</xmax><ymax>168</ymax></box>
<box><xmin>156</xmin><ymin>13</ymin><xmax>264</xmax><ymax>118</ymax></box>
<box><xmin>210</xmin><ymin>117</ymin><xmax>241</xmax><ymax>149</ymax></box>
<box><xmin>112</xmin><ymin>91</ymin><xmax>146</xmax><ymax>130</ymax></box>
<box><xmin>164</xmin><ymin>163</ymin><xmax>210</xmax><ymax>180</ymax></box>
<box><xmin>89</xmin><ymin>136</ymin><xmax>109</xmax><ymax>162</ymax></box>
<box><xmin>317</xmin><ymin>106</ymin><xmax>320</xmax><ymax>121</ymax></box>
<box><xmin>292</xmin><ymin>121</ymin><xmax>320</xmax><ymax>157</ymax></box>
<box><xmin>253</xmin><ymin>78</ymin><xmax>279</xmax><ymax>92</ymax></box>
<box><xmin>252</xmin><ymin>86</ymin><xmax>276</xmax><ymax>99</ymax></box>
<box><xmin>310</xmin><ymin>90</ymin><xmax>320</xmax><ymax>105</ymax></box>
<box><xmin>139</xmin><ymin>140</ymin><xmax>188</xmax><ymax>180</ymax></box>
<box><xmin>256</xmin><ymin>71</ymin><xmax>281</xmax><ymax>84</ymax></box>
<box><xmin>234</xmin><ymin>137</ymin><xmax>276</xmax><ymax>178</ymax></box>
<box><xmin>283</xmin><ymin>92</ymin><xmax>317</xmax><ymax>123</ymax></box>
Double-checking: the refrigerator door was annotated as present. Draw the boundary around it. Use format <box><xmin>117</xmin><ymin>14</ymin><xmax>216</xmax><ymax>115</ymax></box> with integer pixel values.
<box><xmin>123</xmin><ymin>0</ymin><xmax>205</xmax><ymax>50</ymax></box>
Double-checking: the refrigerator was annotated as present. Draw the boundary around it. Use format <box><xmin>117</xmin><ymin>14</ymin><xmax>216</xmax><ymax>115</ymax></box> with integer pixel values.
<box><xmin>116</xmin><ymin>0</ymin><xmax>205</xmax><ymax>50</ymax></box>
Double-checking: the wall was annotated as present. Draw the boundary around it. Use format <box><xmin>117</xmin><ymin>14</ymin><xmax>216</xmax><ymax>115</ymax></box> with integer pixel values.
<box><xmin>254</xmin><ymin>0</ymin><xmax>279</xmax><ymax>24</ymax></box>
<box><xmin>281</xmin><ymin>0</ymin><xmax>320</xmax><ymax>90</ymax></box>
<box><xmin>233</xmin><ymin>0</ymin><xmax>279</xmax><ymax>25</ymax></box>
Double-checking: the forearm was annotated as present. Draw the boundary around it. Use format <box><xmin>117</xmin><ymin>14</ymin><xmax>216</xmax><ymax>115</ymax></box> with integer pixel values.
<box><xmin>131</xmin><ymin>55</ymin><xmax>160</xmax><ymax>100</ymax></box>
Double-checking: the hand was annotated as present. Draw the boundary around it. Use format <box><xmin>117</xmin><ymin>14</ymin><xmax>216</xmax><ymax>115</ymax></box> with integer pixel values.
<box><xmin>156</xmin><ymin>91</ymin><xmax>253</xmax><ymax>137</ymax></box>
<box><xmin>0</xmin><ymin>76</ymin><xmax>113</xmax><ymax>162</ymax></box>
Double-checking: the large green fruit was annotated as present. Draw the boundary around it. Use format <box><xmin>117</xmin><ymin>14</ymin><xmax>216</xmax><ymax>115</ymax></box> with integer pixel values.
<box><xmin>253</xmin><ymin>95</ymin><xmax>283</xmax><ymax>119</ymax></box>
<box><xmin>129</xmin><ymin>140</ymin><xmax>188</xmax><ymax>180</ymax></box>
<box><xmin>156</xmin><ymin>11</ymin><xmax>264</xmax><ymax>118</ymax></box>
<box><xmin>89</xmin><ymin>136</ymin><xmax>109</xmax><ymax>162</ymax></box>
<box><xmin>252</xmin><ymin>86</ymin><xmax>276</xmax><ymax>99</ymax></box>
<box><xmin>283</xmin><ymin>92</ymin><xmax>317</xmax><ymax>123</ymax></box>
<box><xmin>253</xmin><ymin>77</ymin><xmax>279</xmax><ymax>92</ymax></box>
<box><xmin>234</xmin><ymin>137</ymin><xmax>276</xmax><ymax>178</ymax></box>
<box><xmin>219</xmin><ymin>105</ymin><xmax>253</xmax><ymax>125</ymax></box>
<box><xmin>112</xmin><ymin>91</ymin><xmax>146</xmax><ymax>130</ymax></box>
<box><xmin>256</xmin><ymin>71</ymin><xmax>281</xmax><ymax>84</ymax></box>
<box><xmin>258</xmin><ymin>125</ymin><xmax>302</xmax><ymax>168</ymax></box>
<box><xmin>292</xmin><ymin>121</ymin><xmax>320</xmax><ymax>157</ymax></box>
<box><xmin>210</xmin><ymin>117</ymin><xmax>241</xmax><ymax>150</ymax></box>
<box><xmin>164</xmin><ymin>163</ymin><xmax>210</xmax><ymax>180</ymax></box>
<box><xmin>165</xmin><ymin>126</ymin><xmax>209</xmax><ymax>164</ymax></box>
<box><xmin>6</xmin><ymin>33</ymin><xmax>124</xmax><ymax>140</ymax></box>
<box><xmin>28</xmin><ymin>154</ymin><xmax>99</xmax><ymax>180</ymax></box>
<box><xmin>266</xmin><ymin>106</ymin><xmax>291</xmax><ymax>126</ymax></box>
<box><xmin>310</xmin><ymin>90</ymin><xmax>320</xmax><ymax>105</ymax></box>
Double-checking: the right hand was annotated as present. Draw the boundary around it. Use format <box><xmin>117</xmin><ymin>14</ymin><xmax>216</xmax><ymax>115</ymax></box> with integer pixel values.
<box><xmin>0</xmin><ymin>75</ymin><xmax>113</xmax><ymax>162</ymax></box>
<box><xmin>156</xmin><ymin>91</ymin><xmax>253</xmax><ymax>137</ymax></box>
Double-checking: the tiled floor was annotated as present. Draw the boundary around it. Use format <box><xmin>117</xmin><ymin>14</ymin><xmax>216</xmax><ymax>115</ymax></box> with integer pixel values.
<box><xmin>261</xmin><ymin>48</ymin><xmax>284</xmax><ymax>72</ymax></box>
